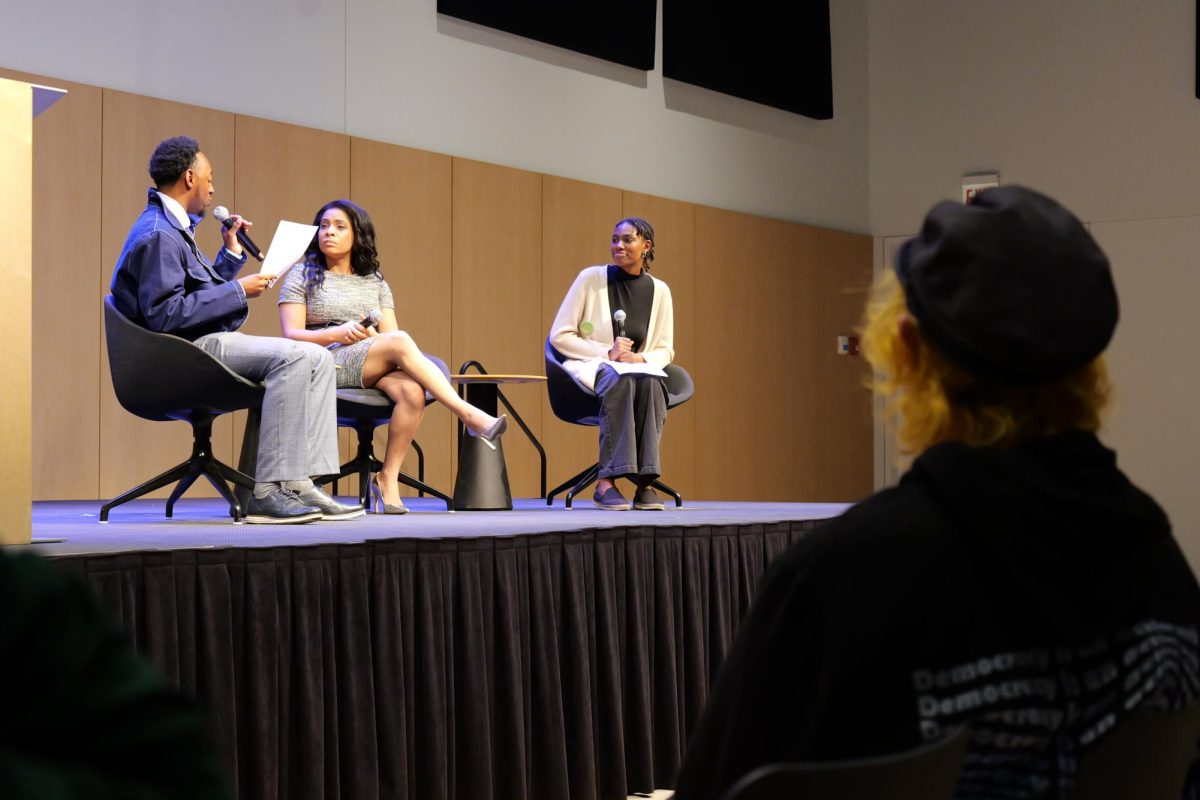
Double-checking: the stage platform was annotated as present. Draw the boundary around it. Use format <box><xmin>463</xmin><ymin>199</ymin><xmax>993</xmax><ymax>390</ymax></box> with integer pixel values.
<box><xmin>19</xmin><ymin>497</ymin><xmax>850</xmax><ymax>800</ymax></box>
<box><xmin>26</xmin><ymin>497</ymin><xmax>851</xmax><ymax>556</ymax></box>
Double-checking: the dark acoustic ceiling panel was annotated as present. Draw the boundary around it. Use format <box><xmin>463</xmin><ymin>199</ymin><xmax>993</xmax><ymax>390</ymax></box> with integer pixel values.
<box><xmin>663</xmin><ymin>0</ymin><xmax>833</xmax><ymax>119</ymax></box>
<box><xmin>438</xmin><ymin>0</ymin><xmax>657</xmax><ymax>70</ymax></box>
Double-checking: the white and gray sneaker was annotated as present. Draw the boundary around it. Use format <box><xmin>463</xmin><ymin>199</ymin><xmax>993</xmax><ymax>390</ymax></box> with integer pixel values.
<box><xmin>244</xmin><ymin>487</ymin><xmax>322</xmax><ymax>524</ymax></box>
<box><xmin>296</xmin><ymin>486</ymin><xmax>365</xmax><ymax>520</ymax></box>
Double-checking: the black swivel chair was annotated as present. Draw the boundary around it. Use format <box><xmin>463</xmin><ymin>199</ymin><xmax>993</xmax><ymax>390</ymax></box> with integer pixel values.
<box><xmin>314</xmin><ymin>354</ymin><xmax>453</xmax><ymax>509</ymax></box>
<box><xmin>544</xmin><ymin>338</ymin><xmax>694</xmax><ymax>508</ymax></box>
<box><xmin>718</xmin><ymin>727</ymin><xmax>972</xmax><ymax>800</ymax></box>
<box><xmin>100</xmin><ymin>296</ymin><xmax>265</xmax><ymax>522</ymax></box>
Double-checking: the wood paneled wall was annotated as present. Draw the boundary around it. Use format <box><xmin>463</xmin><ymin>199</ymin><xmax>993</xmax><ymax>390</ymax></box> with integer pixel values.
<box><xmin>99</xmin><ymin>91</ymin><xmax>238</xmax><ymax>501</ymax></box>
<box><xmin>351</xmin><ymin>139</ymin><xmax>455</xmax><ymax>496</ymax></box>
<box><xmin>4</xmin><ymin>67</ymin><xmax>874</xmax><ymax>506</ymax></box>
<box><xmin>0</xmin><ymin>77</ymin><xmax>34</xmax><ymax>544</ymax></box>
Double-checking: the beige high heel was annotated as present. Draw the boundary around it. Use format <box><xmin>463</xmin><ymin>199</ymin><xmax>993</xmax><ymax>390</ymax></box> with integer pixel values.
<box><xmin>369</xmin><ymin>477</ymin><xmax>408</xmax><ymax>515</ymax></box>
<box><xmin>467</xmin><ymin>414</ymin><xmax>508</xmax><ymax>451</ymax></box>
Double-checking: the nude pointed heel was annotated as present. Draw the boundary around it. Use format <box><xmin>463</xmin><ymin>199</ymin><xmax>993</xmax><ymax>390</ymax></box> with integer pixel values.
<box><xmin>369</xmin><ymin>477</ymin><xmax>408</xmax><ymax>515</ymax></box>
<box><xmin>468</xmin><ymin>414</ymin><xmax>508</xmax><ymax>451</ymax></box>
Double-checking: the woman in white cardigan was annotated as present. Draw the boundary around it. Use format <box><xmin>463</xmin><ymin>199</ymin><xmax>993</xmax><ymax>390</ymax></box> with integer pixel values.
<box><xmin>548</xmin><ymin>218</ymin><xmax>675</xmax><ymax>510</ymax></box>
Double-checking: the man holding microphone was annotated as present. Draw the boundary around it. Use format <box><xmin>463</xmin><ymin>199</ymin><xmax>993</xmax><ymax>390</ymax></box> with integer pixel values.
<box><xmin>110</xmin><ymin>136</ymin><xmax>361</xmax><ymax>523</ymax></box>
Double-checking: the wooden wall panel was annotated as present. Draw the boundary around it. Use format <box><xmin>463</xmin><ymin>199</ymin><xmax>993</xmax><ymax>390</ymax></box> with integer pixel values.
<box><xmin>351</xmin><ymin>138</ymin><xmax>455</xmax><ymax>497</ymax></box>
<box><xmin>231</xmin><ymin>116</ymin><xmax>352</xmax><ymax>492</ymax></box>
<box><xmin>0</xmin><ymin>69</ymin><xmax>103</xmax><ymax>501</ymax></box>
<box><xmin>233</xmin><ymin>115</ymin><xmax>349</xmax><ymax>337</ymax></box>
<box><xmin>811</xmin><ymin>228</ymin><xmax>874</xmax><ymax>501</ymax></box>
<box><xmin>623</xmin><ymin>193</ymin><xmax>696</xmax><ymax>499</ymax></box>
<box><xmin>19</xmin><ymin>72</ymin><xmax>875</xmax><ymax>506</ymax></box>
<box><xmin>694</xmin><ymin>208</ymin><xmax>873</xmax><ymax>501</ymax></box>
<box><xmin>0</xmin><ymin>77</ymin><xmax>33</xmax><ymax>542</ymax></box>
<box><xmin>694</xmin><ymin>208</ymin><xmax>815</xmax><ymax>500</ymax></box>
<box><xmin>452</xmin><ymin>158</ymin><xmax>543</xmax><ymax>498</ymax></box>
<box><xmin>99</xmin><ymin>91</ymin><xmax>236</xmax><ymax>501</ymax></box>
<box><xmin>540</xmin><ymin>176</ymin><xmax>622</xmax><ymax>497</ymax></box>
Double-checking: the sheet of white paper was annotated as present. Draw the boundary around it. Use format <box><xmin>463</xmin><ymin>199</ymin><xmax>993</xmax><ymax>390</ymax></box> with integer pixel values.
<box><xmin>604</xmin><ymin>361</ymin><xmax>667</xmax><ymax>378</ymax></box>
<box><xmin>260</xmin><ymin>220</ymin><xmax>318</xmax><ymax>285</ymax></box>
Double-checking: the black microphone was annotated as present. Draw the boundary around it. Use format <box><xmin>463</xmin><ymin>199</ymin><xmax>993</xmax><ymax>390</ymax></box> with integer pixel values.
<box><xmin>613</xmin><ymin>308</ymin><xmax>627</xmax><ymax>339</ymax></box>
<box><xmin>212</xmin><ymin>206</ymin><xmax>265</xmax><ymax>261</ymax></box>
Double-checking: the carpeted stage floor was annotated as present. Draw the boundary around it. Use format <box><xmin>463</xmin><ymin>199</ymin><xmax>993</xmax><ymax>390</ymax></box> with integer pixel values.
<box><xmin>20</xmin><ymin>497</ymin><xmax>850</xmax><ymax>800</ymax></box>
<box><xmin>27</xmin><ymin>497</ymin><xmax>850</xmax><ymax>556</ymax></box>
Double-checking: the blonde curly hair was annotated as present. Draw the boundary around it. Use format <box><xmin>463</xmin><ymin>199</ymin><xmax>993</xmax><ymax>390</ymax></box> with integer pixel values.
<box><xmin>860</xmin><ymin>269</ymin><xmax>1111</xmax><ymax>455</ymax></box>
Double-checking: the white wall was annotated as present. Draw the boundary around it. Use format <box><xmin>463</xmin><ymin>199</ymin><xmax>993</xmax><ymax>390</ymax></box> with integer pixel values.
<box><xmin>2</xmin><ymin>0</ymin><xmax>869</xmax><ymax>232</ymax></box>
<box><xmin>868</xmin><ymin>0</ymin><xmax>1200</xmax><ymax>571</ymax></box>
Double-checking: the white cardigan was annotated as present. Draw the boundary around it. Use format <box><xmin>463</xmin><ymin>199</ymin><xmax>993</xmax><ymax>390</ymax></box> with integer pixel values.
<box><xmin>548</xmin><ymin>265</ymin><xmax>675</xmax><ymax>391</ymax></box>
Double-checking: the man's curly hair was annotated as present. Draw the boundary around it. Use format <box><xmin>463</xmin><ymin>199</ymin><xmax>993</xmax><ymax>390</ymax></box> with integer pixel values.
<box><xmin>149</xmin><ymin>136</ymin><xmax>200</xmax><ymax>188</ymax></box>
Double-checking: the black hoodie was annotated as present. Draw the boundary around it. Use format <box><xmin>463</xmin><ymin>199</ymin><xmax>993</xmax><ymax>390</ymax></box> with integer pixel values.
<box><xmin>673</xmin><ymin>431</ymin><xmax>1200</xmax><ymax>800</ymax></box>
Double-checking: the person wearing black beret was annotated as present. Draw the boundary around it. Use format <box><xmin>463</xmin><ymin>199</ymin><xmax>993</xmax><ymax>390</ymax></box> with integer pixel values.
<box><xmin>673</xmin><ymin>186</ymin><xmax>1200</xmax><ymax>800</ymax></box>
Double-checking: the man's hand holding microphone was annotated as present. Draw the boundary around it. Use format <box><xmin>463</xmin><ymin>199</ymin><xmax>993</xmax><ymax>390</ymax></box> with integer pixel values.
<box><xmin>212</xmin><ymin>205</ymin><xmax>274</xmax><ymax>298</ymax></box>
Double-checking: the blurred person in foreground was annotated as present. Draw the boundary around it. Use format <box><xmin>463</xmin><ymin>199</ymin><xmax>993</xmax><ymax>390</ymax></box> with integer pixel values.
<box><xmin>0</xmin><ymin>550</ymin><xmax>232</xmax><ymax>798</ymax></box>
<box><xmin>672</xmin><ymin>186</ymin><xmax>1200</xmax><ymax>800</ymax></box>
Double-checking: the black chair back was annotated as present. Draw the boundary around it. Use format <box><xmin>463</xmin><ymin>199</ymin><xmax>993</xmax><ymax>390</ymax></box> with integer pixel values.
<box><xmin>100</xmin><ymin>296</ymin><xmax>264</xmax><ymax>522</ymax></box>
<box><xmin>544</xmin><ymin>338</ymin><xmax>601</xmax><ymax>425</ymax></box>
<box><xmin>103</xmin><ymin>296</ymin><xmax>263</xmax><ymax>421</ymax></box>
<box><xmin>719</xmin><ymin>727</ymin><xmax>971</xmax><ymax>800</ymax></box>
<box><xmin>1066</xmin><ymin>701</ymin><xmax>1200</xmax><ymax>800</ymax></box>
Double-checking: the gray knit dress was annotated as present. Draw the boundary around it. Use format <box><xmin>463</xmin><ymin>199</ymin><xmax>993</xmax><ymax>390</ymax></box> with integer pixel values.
<box><xmin>277</xmin><ymin>267</ymin><xmax>395</xmax><ymax>388</ymax></box>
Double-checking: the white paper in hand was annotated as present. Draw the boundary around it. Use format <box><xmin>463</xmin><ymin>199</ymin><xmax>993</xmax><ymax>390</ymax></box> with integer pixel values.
<box><xmin>260</xmin><ymin>220</ymin><xmax>319</xmax><ymax>286</ymax></box>
<box><xmin>605</xmin><ymin>361</ymin><xmax>667</xmax><ymax>377</ymax></box>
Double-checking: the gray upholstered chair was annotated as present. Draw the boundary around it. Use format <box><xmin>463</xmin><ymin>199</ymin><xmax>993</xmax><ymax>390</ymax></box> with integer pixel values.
<box><xmin>315</xmin><ymin>354</ymin><xmax>453</xmax><ymax>509</ymax></box>
<box><xmin>544</xmin><ymin>338</ymin><xmax>694</xmax><ymax>508</ymax></box>
<box><xmin>101</xmin><ymin>296</ymin><xmax>264</xmax><ymax>522</ymax></box>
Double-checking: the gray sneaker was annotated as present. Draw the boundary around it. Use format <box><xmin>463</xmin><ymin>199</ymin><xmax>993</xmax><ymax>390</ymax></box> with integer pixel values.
<box><xmin>632</xmin><ymin>486</ymin><xmax>665</xmax><ymax>511</ymax></box>
<box><xmin>593</xmin><ymin>485</ymin><xmax>631</xmax><ymax>511</ymax></box>
<box><xmin>296</xmin><ymin>486</ymin><xmax>365</xmax><ymax>520</ymax></box>
<box><xmin>244</xmin><ymin>487</ymin><xmax>322</xmax><ymax>524</ymax></box>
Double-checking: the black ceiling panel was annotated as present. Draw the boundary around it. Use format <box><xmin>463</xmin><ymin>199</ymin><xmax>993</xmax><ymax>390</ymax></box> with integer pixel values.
<box><xmin>663</xmin><ymin>0</ymin><xmax>833</xmax><ymax>119</ymax></box>
<box><xmin>438</xmin><ymin>0</ymin><xmax>657</xmax><ymax>70</ymax></box>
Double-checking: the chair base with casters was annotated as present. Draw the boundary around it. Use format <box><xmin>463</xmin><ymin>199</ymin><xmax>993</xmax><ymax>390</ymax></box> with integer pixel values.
<box><xmin>546</xmin><ymin>461</ymin><xmax>683</xmax><ymax>510</ymax></box>
<box><xmin>101</xmin><ymin>296</ymin><xmax>265</xmax><ymax>523</ymax></box>
<box><xmin>544</xmin><ymin>338</ymin><xmax>694</xmax><ymax>509</ymax></box>
<box><xmin>100</xmin><ymin>414</ymin><xmax>256</xmax><ymax>523</ymax></box>
<box><xmin>316</xmin><ymin>417</ymin><xmax>451</xmax><ymax>510</ymax></box>
<box><xmin>315</xmin><ymin>374</ymin><xmax>453</xmax><ymax>511</ymax></box>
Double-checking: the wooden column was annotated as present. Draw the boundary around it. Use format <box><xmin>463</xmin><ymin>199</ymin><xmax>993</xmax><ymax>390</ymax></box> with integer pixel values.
<box><xmin>0</xmin><ymin>77</ymin><xmax>34</xmax><ymax>544</ymax></box>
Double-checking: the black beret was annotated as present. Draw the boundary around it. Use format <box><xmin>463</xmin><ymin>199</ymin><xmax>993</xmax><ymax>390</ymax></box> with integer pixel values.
<box><xmin>896</xmin><ymin>185</ymin><xmax>1118</xmax><ymax>385</ymax></box>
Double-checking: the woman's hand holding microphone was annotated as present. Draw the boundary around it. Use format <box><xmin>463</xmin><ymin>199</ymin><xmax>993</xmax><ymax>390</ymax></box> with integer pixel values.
<box><xmin>332</xmin><ymin>309</ymin><xmax>382</xmax><ymax>346</ymax></box>
<box><xmin>608</xmin><ymin>337</ymin><xmax>634</xmax><ymax>361</ymax></box>
<box><xmin>607</xmin><ymin>308</ymin><xmax>644</xmax><ymax>362</ymax></box>
<box><xmin>335</xmin><ymin>320</ymin><xmax>370</xmax><ymax>345</ymax></box>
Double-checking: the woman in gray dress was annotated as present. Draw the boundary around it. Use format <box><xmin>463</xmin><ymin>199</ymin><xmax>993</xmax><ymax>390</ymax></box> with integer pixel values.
<box><xmin>279</xmin><ymin>199</ymin><xmax>506</xmax><ymax>513</ymax></box>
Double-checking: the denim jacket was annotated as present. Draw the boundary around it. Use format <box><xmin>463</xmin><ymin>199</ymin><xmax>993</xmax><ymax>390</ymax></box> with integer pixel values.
<box><xmin>110</xmin><ymin>189</ymin><xmax>249</xmax><ymax>340</ymax></box>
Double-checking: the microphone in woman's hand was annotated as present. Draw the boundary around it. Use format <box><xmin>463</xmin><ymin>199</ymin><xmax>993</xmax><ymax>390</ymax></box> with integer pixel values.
<box><xmin>348</xmin><ymin>309</ymin><xmax>382</xmax><ymax>329</ymax></box>
<box><xmin>613</xmin><ymin>309</ymin><xmax>627</xmax><ymax>339</ymax></box>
